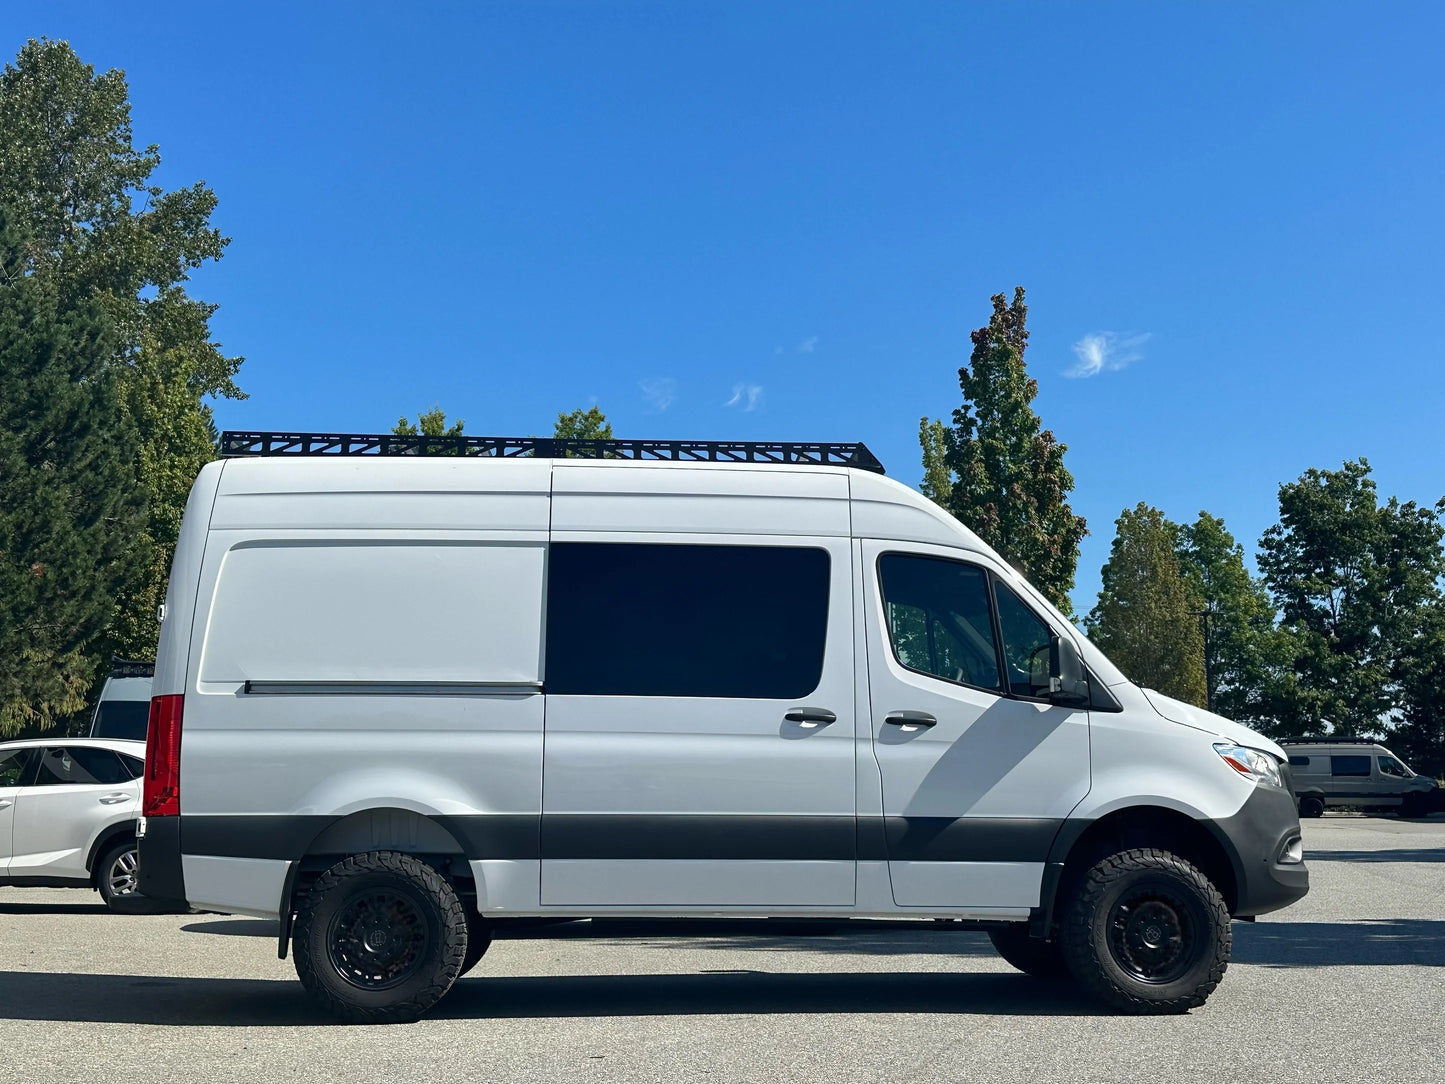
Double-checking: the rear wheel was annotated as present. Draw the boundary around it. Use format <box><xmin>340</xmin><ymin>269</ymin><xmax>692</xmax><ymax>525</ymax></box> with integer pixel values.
<box><xmin>1298</xmin><ymin>796</ymin><xmax>1325</xmax><ymax>819</ymax></box>
<box><xmin>1059</xmin><ymin>847</ymin><xmax>1230</xmax><ymax>1014</ymax></box>
<box><xmin>988</xmin><ymin>925</ymin><xmax>1069</xmax><ymax>979</ymax></box>
<box><xmin>97</xmin><ymin>840</ymin><xmax>141</xmax><ymax>909</ymax></box>
<box><xmin>292</xmin><ymin>851</ymin><xmax>468</xmax><ymax>1024</ymax></box>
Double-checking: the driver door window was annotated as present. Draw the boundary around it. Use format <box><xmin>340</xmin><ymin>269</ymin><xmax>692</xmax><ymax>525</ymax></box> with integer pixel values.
<box><xmin>878</xmin><ymin>555</ymin><xmax>1001</xmax><ymax>691</ymax></box>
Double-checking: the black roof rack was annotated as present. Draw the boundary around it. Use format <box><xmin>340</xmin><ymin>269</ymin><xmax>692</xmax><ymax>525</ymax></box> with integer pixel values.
<box><xmin>110</xmin><ymin>657</ymin><xmax>154</xmax><ymax>679</ymax></box>
<box><xmin>1277</xmin><ymin>736</ymin><xmax>1381</xmax><ymax>745</ymax></box>
<box><xmin>219</xmin><ymin>432</ymin><xmax>886</xmax><ymax>473</ymax></box>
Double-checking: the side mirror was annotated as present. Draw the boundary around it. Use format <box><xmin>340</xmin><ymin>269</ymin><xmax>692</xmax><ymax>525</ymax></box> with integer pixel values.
<box><xmin>1048</xmin><ymin>634</ymin><xmax>1089</xmax><ymax>708</ymax></box>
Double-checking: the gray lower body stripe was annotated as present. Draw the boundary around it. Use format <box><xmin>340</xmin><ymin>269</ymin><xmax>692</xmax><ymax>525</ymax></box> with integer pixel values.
<box><xmin>178</xmin><ymin>814</ymin><xmax>1063</xmax><ymax>864</ymax></box>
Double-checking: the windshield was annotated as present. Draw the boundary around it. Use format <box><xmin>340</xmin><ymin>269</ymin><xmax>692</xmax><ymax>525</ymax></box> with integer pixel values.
<box><xmin>1378</xmin><ymin>755</ymin><xmax>1412</xmax><ymax>779</ymax></box>
<box><xmin>91</xmin><ymin>700</ymin><xmax>149</xmax><ymax>741</ymax></box>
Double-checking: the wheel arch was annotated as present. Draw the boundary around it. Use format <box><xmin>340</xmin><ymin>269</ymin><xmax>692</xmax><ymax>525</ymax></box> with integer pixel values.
<box><xmin>276</xmin><ymin>807</ymin><xmax>478</xmax><ymax>960</ymax></box>
<box><xmin>1034</xmin><ymin>805</ymin><xmax>1241</xmax><ymax>937</ymax></box>
<box><xmin>86</xmin><ymin>821</ymin><xmax>140</xmax><ymax>883</ymax></box>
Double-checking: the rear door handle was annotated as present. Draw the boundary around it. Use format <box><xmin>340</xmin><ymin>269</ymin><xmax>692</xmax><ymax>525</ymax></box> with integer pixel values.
<box><xmin>785</xmin><ymin>708</ymin><xmax>837</xmax><ymax>727</ymax></box>
<box><xmin>0</xmin><ymin>798</ymin><xmax>11</xmax><ymax>810</ymax></box>
<box><xmin>99</xmin><ymin>793</ymin><xmax>131</xmax><ymax>805</ymax></box>
<box><xmin>884</xmin><ymin>711</ymin><xmax>937</xmax><ymax>730</ymax></box>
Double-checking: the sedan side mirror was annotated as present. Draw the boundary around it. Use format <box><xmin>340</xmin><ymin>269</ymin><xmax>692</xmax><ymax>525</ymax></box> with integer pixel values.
<box><xmin>1048</xmin><ymin>634</ymin><xmax>1090</xmax><ymax>708</ymax></box>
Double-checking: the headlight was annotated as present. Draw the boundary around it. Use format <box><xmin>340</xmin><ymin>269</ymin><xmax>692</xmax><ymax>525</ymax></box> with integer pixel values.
<box><xmin>1214</xmin><ymin>743</ymin><xmax>1283</xmax><ymax>788</ymax></box>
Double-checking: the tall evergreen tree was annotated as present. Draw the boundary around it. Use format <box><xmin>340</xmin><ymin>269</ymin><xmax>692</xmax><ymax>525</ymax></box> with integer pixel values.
<box><xmin>919</xmin><ymin>288</ymin><xmax>1087</xmax><ymax>612</ymax></box>
<box><xmin>1257</xmin><ymin>459</ymin><xmax>1445</xmax><ymax>737</ymax></box>
<box><xmin>1087</xmin><ymin>503</ymin><xmax>1207</xmax><ymax>705</ymax></box>
<box><xmin>0</xmin><ymin>38</ymin><xmax>244</xmax><ymax>662</ymax></box>
<box><xmin>0</xmin><ymin>208</ymin><xmax>144</xmax><ymax>734</ymax></box>
<box><xmin>1175</xmin><ymin>512</ymin><xmax>1289</xmax><ymax>724</ymax></box>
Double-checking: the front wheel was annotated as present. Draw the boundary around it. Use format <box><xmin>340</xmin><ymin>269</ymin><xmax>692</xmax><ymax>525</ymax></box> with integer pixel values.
<box><xmin>292</xmin><ymin>851</ymin><xmax>468</xmax><ymax>1024</ymax></box>
<box><xmin>97</xmin><ymin>840</ymin><xmax>141</xmax><ymax>909</ymax></box>
<box><xmin>1059</xmin><ymin>848</ymin><xmax>1230</xmax><ymax>1014</ymax></box>
<box><xmin>1298</xmin><ymin>796</ymin><xmax>1325</xmax><ymax>819</ymax></box>
<box><xmin>988</xmin><ymin>925</ymin><xmax>1069</xmax><ymax>979</ymax></box>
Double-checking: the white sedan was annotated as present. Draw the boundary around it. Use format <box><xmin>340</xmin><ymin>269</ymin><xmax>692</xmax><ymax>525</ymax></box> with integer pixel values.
<box><xmin>0</xmin><ymin>738</ymin><xmax>145</xmax><ymax>909</ymax></box>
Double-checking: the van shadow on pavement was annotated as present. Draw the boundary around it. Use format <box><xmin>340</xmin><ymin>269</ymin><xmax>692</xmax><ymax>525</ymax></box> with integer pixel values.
<box><xmin>0</xmin><ymin>969</ymin><xmax>1097</xmax><ymax>1026</ymax></box>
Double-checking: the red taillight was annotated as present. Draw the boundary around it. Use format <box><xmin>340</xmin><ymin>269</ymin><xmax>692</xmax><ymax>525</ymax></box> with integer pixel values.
<box><xmin>143</xmin><ymin>694</ymin><xmax>184</xmax><ymax>817</ymax></box>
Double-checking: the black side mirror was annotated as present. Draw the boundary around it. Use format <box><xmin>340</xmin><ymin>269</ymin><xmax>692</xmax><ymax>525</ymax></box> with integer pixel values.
<box><xmin>1048</xmin><ymin>634</ymin><xmax>1089</xmax><ymax>708</ymax></box>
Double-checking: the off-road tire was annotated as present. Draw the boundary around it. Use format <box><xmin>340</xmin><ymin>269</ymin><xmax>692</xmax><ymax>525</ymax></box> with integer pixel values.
<box><xmin>460</xmin><ymin>909</ymin><xmax>493</xmax><ymax>977</ymax></box>
<box><xmin>96</xmin><ymin>839</ymin><xmax>141</xmax><ymax>909</ymax></box>
<box><xmin>292</xmin><ymin>851</ymin><xmax>468</xmax><ymax>1024</ymax></box>
<box><xmin>988</xmin><ymin>925</ymin><xmax>1070</xmax><ymax>979</ymax></box>
<box><xmin>1059</xmin><ymin>847</ymin><xmax>1230</xmax><ymax>1015</ymax></box>
<box><xmin>1298</xmin><ymin>796</ymin><xmax>1325</xmax><ymax>819</ymax></box>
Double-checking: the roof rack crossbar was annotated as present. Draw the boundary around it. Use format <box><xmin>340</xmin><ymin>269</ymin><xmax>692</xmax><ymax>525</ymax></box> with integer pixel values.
<box><xmin>219</xmin><ymin>432</ymin><xmax>885</xmax><ymax>473</ymax></box>
<box><xmin>1277</xmin><ymin>737</ymin><xmax>1382</xmax><ymax>745</ymax></box>
<box><xmin>109</xmin><ymin>656</ymin><xmax>155</xmax><ymax>679</ymax></box>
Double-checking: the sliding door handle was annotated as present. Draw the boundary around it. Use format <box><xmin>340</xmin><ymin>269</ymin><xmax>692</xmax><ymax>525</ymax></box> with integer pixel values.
<box><xmin>785</xmin><ymin>708</ymin><xmax>837</xmax><ymax>727</ymax></box>
<box><xmin>884</xmin><ymin>711</ymin><xmax>937</xmax><ymax>729</ymax></box>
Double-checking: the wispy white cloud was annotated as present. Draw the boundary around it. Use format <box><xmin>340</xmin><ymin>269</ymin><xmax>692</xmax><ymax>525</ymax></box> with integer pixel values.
<box><xmin>639</xmin><ymin>377</ymin><xmax>677</xmax><ymax>412</ymax></box>
<box><xmin>725</xmin><ymin>384</ymin><xmax>764</xmax><ymax>412</ymax></box>
<box><xmin>1066</xmin><ymin>331</ymin><xmax>1150</xmax><ymax>378</ymax></box>
<box><xmin>797</xmin><ymin>336</ymin><xmax>818</xmax><ymax>354</ymax></box>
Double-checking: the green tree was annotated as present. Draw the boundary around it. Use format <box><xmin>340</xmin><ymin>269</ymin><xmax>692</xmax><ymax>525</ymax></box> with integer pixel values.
<box><xmin>0</xmin><ymin>38</ymin><xmax>244</xmax><ymax>661</ymax></box>
<box><xmin>553</xmin><ymin>405</ymin><xmax>613</xmax><ymax>442</ymax></box>
<box><xmin>1087</xmin><ymin>503</ymin><xmax>1207</xmax><ymax>705</ymax></box>
<box><xmin>1257</xmin><ymin>459</ymin><xmax>1445</xmax><ymax>737</ymax></box>
<box><xmin>919</xmin><ymin>288</ymin><xmax>1087</xmax><ymax>611</ymax></box>
<box><xmin>1391</xmin><ymin>601</ymin><xmax>1445</xmax><ymax>779</ymax></box>
<box><xmin>1175</xmin><ymin>512</ymin><xmax>1289</xmax><ymax>724</ymax></box>
<box><xmin>0</xmin><ymin>208</ymin><xmax>145</xmax><ymax>734</ymax></box>
<box><xmin>393</xmin><ymin>406</ymin><xmax>465</xmax><ymax>437</ymax></box>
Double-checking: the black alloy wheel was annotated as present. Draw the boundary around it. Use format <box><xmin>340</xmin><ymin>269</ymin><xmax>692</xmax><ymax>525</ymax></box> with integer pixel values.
<box><xmin>1298</xmin><ymin>796</ymin><xmax>1325</xmax><ymax>819</ymax></box>
<box><xmin>328</xmin><ymin>886</ymin><xmax>433</xmax><ymax>991</ymax></box>
<box><xmin>1106</xmin><ymin>887</ymin><xmax>1194</xmax><ymax>985</ymax></box>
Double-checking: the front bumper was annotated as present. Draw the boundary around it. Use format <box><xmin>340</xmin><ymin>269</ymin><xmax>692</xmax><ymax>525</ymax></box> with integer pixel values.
<box><xmin>1207</xmin><ymin>781</ymin><xmax>1309</xmax><ymax>917</ymax></box>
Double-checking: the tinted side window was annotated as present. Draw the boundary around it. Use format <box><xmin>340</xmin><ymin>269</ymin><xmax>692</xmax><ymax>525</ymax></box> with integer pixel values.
<box><xmin>993</xmin><ymin>582</ymin><xmax>1054</xmax><ymax>699</ymax></box>
<box><xmin>1331</xmin><ymin>755</ymin><xmax>1371</xmax><ymax>777</ymax></box>
<box><xmin>1378</xmin><ymin>756</ymin><xmax>1410</xmax><ymax>778</ymax></box>
<box><xmin>92</xmin><ymin>701</ymin><xmax>150</xmax><ymax>741</ymax></box>
<box><xmin>547</xmin><ymin>543</ymin><xmax>830</xmax><ymax>698</ymax></box>
<box><xmin>118</xmin><ymin>754</ymin><xmax>144</xmax><ymax>780</ymax></box>
<box><xmin>877</xmin><ymin>555</ymin><xmax>1000</xmax><ymax>691</ymax></box>
<box><xmin>1288</xmin><ymin>756</ymin><xmax>1311</xmax><ymax>767</ymax></box>
<box><xmin>0</xmin><ymin>748</ymin><xmax>34</xmax><ymax>787</ymax></box>
<box><xmin>33</xmin><ymin>747</ymin><xmax>131</xmax><ymax>786</ymax></box>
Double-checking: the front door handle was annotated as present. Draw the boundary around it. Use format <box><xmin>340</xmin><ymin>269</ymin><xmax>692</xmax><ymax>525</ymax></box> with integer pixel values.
<box><xmin>98</xmin><ymin>793</ymin><xmax>131</xmax><ymax>805</ymax></box>
<box><xmin>884</xmin><ymin>711</ymin><xmax>937</xmax><ymax>730</ymax></box>
<box><xmin>785</xmin><ymin>708</ymin><xmax>837</xmax><ymax>727</ymax></box>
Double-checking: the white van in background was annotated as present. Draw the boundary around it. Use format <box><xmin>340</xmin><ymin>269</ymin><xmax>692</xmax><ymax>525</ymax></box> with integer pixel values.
<box><xmin>89</xmin><ymin>659</ymin><xmax>153</xmax><ymax>742</ymax></box>
<box><xmin>139</xmin><ymin>433</ymin><xmax>1308</xmax><ymax>1023</ymax></box>
<box><xmin>1282</xmin><ymin>738</ymin><xmax>1439</xmax><ymax>818</ymax></box>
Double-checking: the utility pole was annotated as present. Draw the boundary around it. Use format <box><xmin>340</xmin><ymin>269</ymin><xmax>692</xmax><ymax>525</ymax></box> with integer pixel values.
<box><xmin>1190</xmin><ymin>605</ymin><xmax>1216</xmax><ymax>713</ymax></box>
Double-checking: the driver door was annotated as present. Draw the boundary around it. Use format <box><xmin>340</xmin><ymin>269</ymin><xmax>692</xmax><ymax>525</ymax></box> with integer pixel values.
<box><xmin>862</xmin><ymin>542</ymin><xmax>1091</xmax><ymax>911</ymax></box>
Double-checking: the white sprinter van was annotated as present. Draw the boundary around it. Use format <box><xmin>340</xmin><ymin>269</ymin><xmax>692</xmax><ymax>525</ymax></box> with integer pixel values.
<box><xmin>138</xmin><ymin>433</ymin><xmax>1307</xmax><ymax>1023</ymax></box>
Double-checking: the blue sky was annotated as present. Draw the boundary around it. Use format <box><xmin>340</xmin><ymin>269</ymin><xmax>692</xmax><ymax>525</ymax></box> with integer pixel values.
<box><xmin>6</xmin><ymin>1</ymin><xmax>1443</xmax><ymax>613</ymax></box>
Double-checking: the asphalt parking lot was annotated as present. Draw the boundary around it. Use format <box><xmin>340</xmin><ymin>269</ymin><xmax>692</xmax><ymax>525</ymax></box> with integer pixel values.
<box><xmin>3</xmin><ymin>816</ymin><xmax>1441</xmax><ymax>1084</ymax></box>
